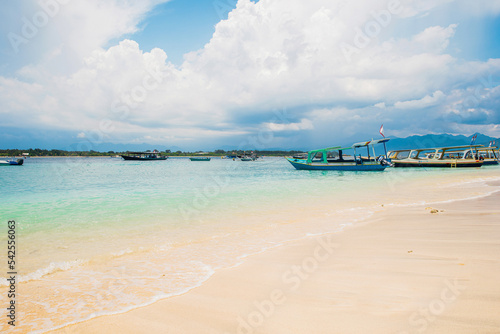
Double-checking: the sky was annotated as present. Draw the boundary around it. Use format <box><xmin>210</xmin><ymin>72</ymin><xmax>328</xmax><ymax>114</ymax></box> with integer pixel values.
<box><xmin>1</xmin><ymin>0</ymin><xmax>500</xmax><ymax>151</ymax></box>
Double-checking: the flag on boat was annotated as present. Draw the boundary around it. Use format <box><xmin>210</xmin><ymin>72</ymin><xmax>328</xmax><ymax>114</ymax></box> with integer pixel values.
<box><xmin>379</xmin><ymin>124</ymin><xmax>385</xmax><ymax>138</ymax></box>
<box><xmin>470</xmin><ymin>134</ymin><xmax>477</xmax><ymax>145</ymax></box>
<box><xmin>489</xmin><ymin>141</ymin><xmax>493</xmax><ymax>147</ymax></box>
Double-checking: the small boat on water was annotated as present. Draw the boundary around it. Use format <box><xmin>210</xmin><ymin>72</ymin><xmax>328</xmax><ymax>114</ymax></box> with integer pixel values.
<box><xmin>286</xmin><ymin>138</ymin><xmax>392</xmax><ymax>171</ymax></box>
<box><xmin>0</xmin><ymin>158</ymin><xmax>24</xmax><ymax>166</ymax></box>
<box><xmin>388</xmin><ymin>145</ymin><xmax>484</xmax><ymax>168</ymax></box>
<box><xmin>240</xmin><ymin>156</ymin><xmax>254</xmax><ymax>161</ymax></box>
<box><xmin>121</xmin><ymin>151</ymin><xmax>168</xmax><ymax>161</ymax></box>
<box><xmin>190</xmin><ymin>157</ymin><xmax>211</xmax><ymax>161</ymax></box>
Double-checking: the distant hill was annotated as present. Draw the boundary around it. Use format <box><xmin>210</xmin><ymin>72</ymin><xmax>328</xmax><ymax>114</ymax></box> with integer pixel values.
<box><xmin>386</xmin><ymin>133</ymin><xmax>499</xmax><ymax>151</ymax></box>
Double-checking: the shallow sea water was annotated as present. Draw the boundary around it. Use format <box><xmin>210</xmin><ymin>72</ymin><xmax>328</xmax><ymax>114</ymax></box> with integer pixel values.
<box><xmin>0</xmin><ymin>157</ymin><xmax>499</xmax><ymax>332</ymax></box>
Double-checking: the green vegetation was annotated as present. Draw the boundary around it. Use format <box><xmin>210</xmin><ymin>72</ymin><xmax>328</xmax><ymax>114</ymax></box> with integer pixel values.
<box><xmin>0</xmin><ymin>148</ymin><xmax>305</xmax><ymax>157</ymax></box>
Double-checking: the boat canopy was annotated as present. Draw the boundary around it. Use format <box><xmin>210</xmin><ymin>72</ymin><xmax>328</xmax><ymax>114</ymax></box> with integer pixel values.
<box><xmin>305</xmin><ymin>138</ymin><xmax>390</xmax><ymax>164</ymax></box>
<box><xmin>476</xmin><ymin>146</ymin><xmax>498</xmax><ymax>151</ymax></box>
<box><xmin>390</xmin><ymin>145</ymin><xmax>483</xmax><ymax>154</ymax></box>
<box><xmin>352</xmin><ymin>138</ymin><xmax>390</xmax><ymax>148</ymax></box>
<box><xmin>125</xmin><ymin>151</ymin><xmax>161</xmax><ymax>155</ymax></box>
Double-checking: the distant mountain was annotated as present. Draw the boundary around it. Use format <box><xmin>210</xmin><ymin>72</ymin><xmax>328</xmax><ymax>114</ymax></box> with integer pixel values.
<box><xmin>386</xmin><ymin>133</ymin><xmax>499</xmax><ymax>151</ymax></box>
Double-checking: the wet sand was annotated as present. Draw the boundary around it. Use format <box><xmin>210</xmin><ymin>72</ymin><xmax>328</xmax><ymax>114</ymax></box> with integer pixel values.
<box><xmin>52</xmin><ymin>185</ymin><xmax>500</xmax><ymax>334</ymax></box>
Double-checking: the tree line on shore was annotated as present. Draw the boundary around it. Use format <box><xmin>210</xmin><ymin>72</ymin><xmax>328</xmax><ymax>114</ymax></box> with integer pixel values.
<box><xmin>0</xmin><ymin>148</ymin><xmax>304</xmax><ymax>157</ymax></box>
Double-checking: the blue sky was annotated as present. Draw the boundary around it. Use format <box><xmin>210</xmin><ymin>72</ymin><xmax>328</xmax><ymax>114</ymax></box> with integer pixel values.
<box><xmin>1</xmin><ymin>0</ymin><xmax>500</xmax><ymax>151</ymax></box>
<box><xmin>112</xmin><ymin>0</ymin><xmax>239</xmax><ymax>65</ymax></box>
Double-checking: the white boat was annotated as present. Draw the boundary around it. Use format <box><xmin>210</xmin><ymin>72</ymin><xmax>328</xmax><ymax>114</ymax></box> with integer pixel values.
<box><xmin>388</xmin><ymin>145</ymin><xmax>484</xmax><ymax>168</ymax></box>
<box><xmin>0</xmin><ymin>158</ymin><xmax>24</xmax><ymax>166</ymax></box>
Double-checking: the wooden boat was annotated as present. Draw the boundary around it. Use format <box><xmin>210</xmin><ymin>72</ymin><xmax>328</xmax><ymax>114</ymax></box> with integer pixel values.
<box><xmin>0</xmin><ymin>158</ymin><xmax>24</xmax><ymax>166</ymax></box>
<box><xmin>286</xmin><ymin>138</ymin><xmax>391</xmax><ymax>171</ymax></box>
<box><xmin>441</xmin><ymin>145</ymin><xmax>499</xmax><ymax>166</ymax></box>
<box><xmin>476</xmin><ymin>146</ymin><xmax>499</xmax><ymax>165</ymax></box>
<box><xmin>121</xmin><ymin>151</ymin><xmax>168</xmax><ymax>161</ymax></box>
<box><xmin>388</xmin><ymin>145</ymin><xmax>484</xmax><ymax>168</ymax></box>
<box><xmin>190</xmin><ymin>157</ymin><xmax>211</xmax><ymax>161</ymax></box>
<box><xmin>240</xmin><ymin>157</ymin><xmax>254</xmax><ymax>161</ymax></box>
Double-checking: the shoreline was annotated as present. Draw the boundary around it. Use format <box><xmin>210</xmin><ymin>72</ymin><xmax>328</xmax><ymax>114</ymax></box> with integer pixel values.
<box><xmin>49</xmin><ymin>181</ymin><xmax>500</xmax><ymax>334</ymax></box>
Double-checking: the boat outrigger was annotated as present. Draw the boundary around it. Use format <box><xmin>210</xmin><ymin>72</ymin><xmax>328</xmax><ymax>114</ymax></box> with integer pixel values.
<box><xmin>121</xmin><ymin>151</ymin><xmax>168</xmax><ymax>161</ymax></box>
<box><xmin>388</xmin><ymin>145</ymin><xmax>484</xmax><ymax>168</ymax></box>
<box><xmin>286</xmin><ymin>138</ymin><xmax>392</xmax><ymax>171</ymax></box>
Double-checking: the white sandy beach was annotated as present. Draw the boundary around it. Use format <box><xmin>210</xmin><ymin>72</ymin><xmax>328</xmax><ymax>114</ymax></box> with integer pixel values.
<box><xmin>49</xmin><ymin>181</ymin><xmax>500</xmax><ymax>334</ymax></box>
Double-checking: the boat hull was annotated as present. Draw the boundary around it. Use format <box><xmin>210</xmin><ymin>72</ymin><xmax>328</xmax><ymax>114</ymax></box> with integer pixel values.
<box><xmin>121</xmin><ymin>156</ymin><xmax>168</xmax><ymax>161</ymax></box>
<box><xmin>0</xmin><ymin>159</ymin><xmax>24</xmax><ymax>166</ymax></box>
<box><xmin>286</xmin><ymin>158</ymin><xmax>387</xmax><ymax>171</ymax></box>
<box><xmin>190</xmin><ymin>157</ymin><xmax>211</xmax><ymax>161</ymax></box>
<box><xmin>392</xmin><ymin>160</ymin><xmax>483</xmax><ymax>168</ymax></box>
<box><xmin>481</xmin><ymin>159</ymin><xmax>499</xmax><ymax>166</ymax></box>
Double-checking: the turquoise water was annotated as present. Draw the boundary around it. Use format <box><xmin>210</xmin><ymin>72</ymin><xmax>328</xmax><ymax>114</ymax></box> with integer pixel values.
<box><xmin>0</xmin><ymin>157</ymin><xmax>499</xmax><ymax>332</ymax></box>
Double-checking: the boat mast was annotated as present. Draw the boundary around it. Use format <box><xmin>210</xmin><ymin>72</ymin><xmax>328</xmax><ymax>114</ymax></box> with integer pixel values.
<box><xmin>371</xmin><ymin>140</ymin><xmax>377</xmax><ymax>160</ymax></box>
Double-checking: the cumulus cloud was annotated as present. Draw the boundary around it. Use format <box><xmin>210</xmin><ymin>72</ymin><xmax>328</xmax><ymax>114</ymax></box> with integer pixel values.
<box><xmin>264</xmin><ymin>119</ymin><xmax>314</xmax><ymax>131</ymax></box>
<box><xmin>394</xmin><ymin>91</ymin><xmax>446</xmax><ymax>109</ymax></box>
<box><xmin>1</xmin><ymin>0</ymin><xmax>500</xmax><ymax>149</ymax></box>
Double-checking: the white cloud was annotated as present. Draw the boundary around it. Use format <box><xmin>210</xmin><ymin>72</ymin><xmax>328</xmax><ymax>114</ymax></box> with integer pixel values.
<box><xmin>264</xmin><ymin>119</ymin><xmax>314</xmax><ymax>131</ymax></box>
<box><xmin>394</xmin><ymin>91</ymin><xmax>446</xmax><ymax>109</ymax></box>
<box><xmin>6</xmin><ymin>0</ymin><xmax>170</xmax><ymax>77</ymax></box>
<box><xmin>1</xmin><ymin>0</ymin><xmax>500</xmax><ymax>148</ymax></box>
<box><xmin>412</xmin><ymin>24</ymin><xmax>457</xmax><ymax>53</ymax></box>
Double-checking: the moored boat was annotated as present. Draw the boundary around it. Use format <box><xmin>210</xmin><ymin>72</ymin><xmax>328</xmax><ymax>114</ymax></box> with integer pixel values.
<box><xmin>0</xmin><ymin>158</ymin><xmax>24</xmax><ymax>166</ymax></box>
<box><xmin>286</xmin><ymin>138</ymin><xmax>391</xmax><ymax>171</ymax></box>
<box><xmin>121</xmin><ymin>151</ymin><xmax>168</xmax><ymax>161</ymax></box>
<box><xmin>190</xmin><ymin>157</ymin><xmax>211</xmax><ymax>161</ymax></box>
<box><xmin>388</xmin><ymin>145</ymin><xmax>484</xmax><ymax>168</ymax></box>
<box><xmin>476</xmin><ymin>146</ymin><xmax>499</xmax><ymax>165</ymax></box>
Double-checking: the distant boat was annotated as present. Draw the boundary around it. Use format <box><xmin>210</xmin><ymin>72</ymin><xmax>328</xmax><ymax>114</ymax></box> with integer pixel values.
<box><xmin>286</xmin><ymin>138</ymin><xmax>391</xmax><ymax>171</ymax></box>
<box><xmin>240</xmin><ymin>156</ymin><xmax>255</xmax><ymax>161</ymax></box>
<box><xmin>121</xmin><ymin>151</ymin><xmax>168</xmax><ymax>161</ymax></box>
<box><xmin>190</xmin><ymin>157</ymin><xmax>211</xmax><ymax>161</ymax></box>
<box><xmin>388</xmin><ymin>145</ymin><xmax>484</xmax><ymax>168</ymax></box>
<box><xmin>0</xmin><ymin>158</ymin><xmax>24</xmax><ymax>166</ymax></box>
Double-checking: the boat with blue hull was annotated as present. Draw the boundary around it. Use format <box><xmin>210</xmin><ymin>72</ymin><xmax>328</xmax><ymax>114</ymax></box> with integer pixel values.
<box><xmin>0</xmin><ymin>158</ymin><xmax>24</xmax><ymax>166</ymax></box>
<box><xmin>286</xmin><ymin>138</ymin><xmax>391</xmax><ymax>171</ymax></box>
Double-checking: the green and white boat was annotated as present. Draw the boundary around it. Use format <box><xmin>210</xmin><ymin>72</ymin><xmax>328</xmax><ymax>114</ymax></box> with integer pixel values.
<box><xmin>286</xmin><ymin>138</ymin><xmax>391</xmax><ymax>171</ymax></box>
